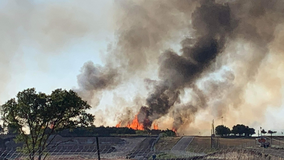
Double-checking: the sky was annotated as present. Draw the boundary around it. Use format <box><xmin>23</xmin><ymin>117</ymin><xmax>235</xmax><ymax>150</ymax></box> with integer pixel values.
<box><xmin>0</xmin><ymin>0</ymin><xmax>113</xmax><ymax>100</ymax></box>
<box><xmin>1</xmin><ymin>0</ymin><xmax>284</xmax><ymax>135</ymax></box>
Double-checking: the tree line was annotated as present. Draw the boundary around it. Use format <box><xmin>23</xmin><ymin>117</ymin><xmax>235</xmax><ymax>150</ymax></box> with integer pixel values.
<box><xmin>215</xmin><ymin>124</ymin><xmax>255</xmax><ymax>137</ymax></box>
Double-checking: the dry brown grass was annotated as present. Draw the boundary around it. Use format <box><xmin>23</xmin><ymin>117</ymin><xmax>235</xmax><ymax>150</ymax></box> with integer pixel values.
<box><xmin>155</xmin><ymin>136</ymin><xmax>181</xmax><ymax>151</ymax></box>
<box><xmin>185</xmin><ymin>136</ymin><xmax>256</xmax><ymax>153</ymax></box>
<box><xmin>218</xmin><ymin>137</ymin><xmax>256</xmax><ymax>147</ymax></box>
<box><xmin>186</xmin><ymin>136</ymin><xmax>213</xmax><ymax>153</ymax></box>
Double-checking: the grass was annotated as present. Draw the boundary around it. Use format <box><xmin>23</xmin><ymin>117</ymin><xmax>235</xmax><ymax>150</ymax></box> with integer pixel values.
<box><xmin>154</xmin><ymin>136</ymin><xmax>181</xmax><ymax>151</ymax></box>
<box><xmin>186</xmin><ymin>136</ymin><xmax>214</xmax><ymax>154</ymax></box>
<box><xmin>217</xmin><ymin>137</ymin><xmax>256</xmax><ymax>147</ymax></box>
<box><xmin>185</xmin><ymin>136</ymin><xmax>257</xmax><ymax>153</ymax></box>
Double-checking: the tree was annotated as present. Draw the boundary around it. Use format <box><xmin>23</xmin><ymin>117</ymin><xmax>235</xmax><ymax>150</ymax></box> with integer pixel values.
<box><xmin>246</xmin><ymin>127</ymin><xmax>255</xmax><ymax>137</ymax></box>
<box><xmin>232</xmin><ymin>124</ymin><xmax>255</xmax><ymax>137</ymax></box>
<box><xmin>215</xmin><ymin>125</ymin><xmax>231</xmax><ymax>137</ymax></box>
<box><xmin>232</xmin><ymin>124</ymin><xmax>246</xmax><ymax>136</ymax></box>
<box><xmin>1</xmin><ymin>88</ymin><xmax>94</xmax><ymax>160</ymax></box>
<box><xmin>268</xmin><ymin>130</ymin><xmax>277</xmax><ymax>144</ymax></box>
<box><xmin>268</xmin><ymin>130</ymin><xmax>277</xmax><ymax>135</ymax></box>
<box><xmin>261</xmin><ymin>129</ymin><xmax>267</xmax><ymax>135</ymax></box>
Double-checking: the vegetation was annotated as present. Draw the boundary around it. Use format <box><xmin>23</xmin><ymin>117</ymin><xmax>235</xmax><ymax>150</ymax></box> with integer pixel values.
<box><xmin>261</xmin><ymin>129</ymin><xmax>267</xmax><ymax>134</ymax></box>
<box><xmin>58</xmin><ymin>126</ymin><xmax>136</xmax><ymax>136</ymax></box>
<box><xmin>268</xmin><ymin>130</ymin><xmax>277</xmax><ymax>135</ymax></box>
<box><xmin>154</xmin><ymin>137</ymin><xmax>181</xmax><ymax>151</ymax></box>
<box><xmin>57</xmin><ymin>126</ymin><xmax>176</xmax><ymax>137</ymax></box>
<box><xmin>232</xmin><ymin>124</ymin><xmax>255</xmax><ymax>137</ymax></box>
<box><xmin>215</xmin><ymin>125</ymin><xmax>230</xmax><ymax>137</ymax></box>
<box><xmin>215</xmin><ymin>124</ymin><xmax>255</xmax><ymax>137</ymax></box>
<box><xmin>0</xmin><ymin>88</ymin><xmax>94</xmax><ymax>160</ymax></box>
<box><xmin>161</xmin><ymin>129</ymin><xmax>176</xmax><ymax>137</ymax></box>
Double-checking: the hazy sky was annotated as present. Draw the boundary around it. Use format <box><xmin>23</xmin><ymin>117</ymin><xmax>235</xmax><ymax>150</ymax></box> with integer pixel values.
<box><xmin>1</xmin><ymin>0</ymin><xmax>284</xmax><ymax>135</ymax></box>
<box><xmin>0</xmin><ymin>0</ymin><xmax>113</xmax><ymax>101</ymax></box>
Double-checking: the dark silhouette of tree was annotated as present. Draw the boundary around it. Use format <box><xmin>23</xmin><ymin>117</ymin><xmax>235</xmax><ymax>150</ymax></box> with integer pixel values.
<box><xmin>232</xmin><ymin>124</ymin><xmax>255</xmax><ymax>137</ymax></box>
<box><xmin>1</xmin><ymin>88</ymin><xmax>94</xmax><ymax>160</ymax></box>
<box><xmin>268</xmin><ymin>130</ymin><xmax>277</xmax><ymax>135</ymax></box>
<box><xmin>261</xmin><ymin>129</ymin><xmax>267</xmax><ymax>134</ymax></box>
<box><xmin>245</xmin><ymin>126</ymin><xmax>255</xmax><ymax>137</ymax></box>
<box><xmin>7</xmin><ymin>124</ymin><xmax>19</xmax><ymax>135</ymax></box>
<box><xmin>268</xmin><ymin>130</ymin><xmax>277</xmax><ymax>144</ymax></box>
<box><xmin>215</xmin><ymin>125</ymin><xmax>231</xmax><ymax>137</ymax></box>
<box><xmin>232</xmin><ymin>124</ymin><xmax>246</xmax><ymax>136</ymax></box>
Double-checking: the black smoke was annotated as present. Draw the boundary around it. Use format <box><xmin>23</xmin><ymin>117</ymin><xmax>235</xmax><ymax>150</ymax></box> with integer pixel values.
<box><xmin>139</xmin><ymin>0</ymin><xmax>236</xmax><ymax>128</ymax></box>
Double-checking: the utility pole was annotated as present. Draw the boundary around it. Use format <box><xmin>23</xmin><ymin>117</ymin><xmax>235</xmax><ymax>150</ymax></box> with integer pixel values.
<box><xmin>211</xmin><ymin>119</ymin><xmax>214</xmax><ymax>149</ymax></box>
<box><xmin>96</xmin><ymin>136</ymin><xmax>101</xmax><ymax>160</ymax></box>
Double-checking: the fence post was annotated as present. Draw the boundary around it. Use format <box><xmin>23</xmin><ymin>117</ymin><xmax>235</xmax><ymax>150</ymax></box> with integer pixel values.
<box><xmin>96</xmin><ymin>136</ymin><xmax>101</xmax><ymax>160</ymax></box>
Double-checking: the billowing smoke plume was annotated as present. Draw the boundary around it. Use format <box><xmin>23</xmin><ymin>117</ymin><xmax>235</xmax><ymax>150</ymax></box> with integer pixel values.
<box><xmin>77</xmin><ymin>0</ymin><xmax>284</xmax><ymax>131</ymax></box>
<box><xmin>139</xmin><ymin>1</ymin><xmax>236</xmax><ymax>129</ymax></box>
<box><xmin>76</xmin><ymin>0</ymin><xmax>193</xmax><ymax>104</ymax></box>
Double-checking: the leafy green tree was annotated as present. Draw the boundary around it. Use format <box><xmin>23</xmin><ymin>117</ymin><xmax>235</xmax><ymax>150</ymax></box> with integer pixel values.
<box><xmin>6</xmin><ymin>123</ymin><xmax>19</xmax><ymax>135</ymax></box>
<box><xmin>215</xmin><ymin>125</ymin><xmax>231</xmax><ymax>137</ymax></box>
<box><xmin>1</xmin><ymin>88</ymin><xmax>94</xmax><ymax>160</ymax></box>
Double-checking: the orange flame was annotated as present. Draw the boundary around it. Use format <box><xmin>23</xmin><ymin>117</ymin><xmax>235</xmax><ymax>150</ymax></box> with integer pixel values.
<box><xmin>127</xmin><ymin>114</ymin><xmax>144</xmax><ymax>130</ymax></box>
<box><xmin>153</xmin><ymin>123</ymin><xmax>158</xmax><ymax>130</ymax></box>
<box><xmin>115</xmin><ymin>114</ymin><xmax>161</xmax><ymax>130</ymax></box>
<box><xmin>115</xmin><ymin>121</ymin><xmax>121</xmax><ymax>128</ymax></box>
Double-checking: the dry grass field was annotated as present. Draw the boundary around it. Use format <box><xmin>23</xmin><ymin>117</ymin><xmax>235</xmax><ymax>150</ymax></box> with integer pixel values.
<box><xmin>186</xmin><ymin>136</ymin><xmax>256</xmax><ymax>148</ymax></box>
<box><xmin>154</xmin><ymin>137</ymin><xmax>181</xmax><ymax>151</ymax></box>
<box><xmin>153</xmin><ymin>136</ymin><xmax>257</xmax><ymax>154</ymax></box>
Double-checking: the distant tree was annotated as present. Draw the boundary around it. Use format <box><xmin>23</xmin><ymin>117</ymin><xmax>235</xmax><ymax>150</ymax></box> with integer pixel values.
<box><xmin>215</xmin><ymin>125</ymin><xmax>231</xmax><ymax>137</ymax></box>
<box><xmin>232</xmin><ymin>124</ymin><xmax>246</xmax><ymax>136</ymax></box>
<box><xmin>162</xmin><ymin>129</ymin><xmax>176</xmax><ymax>137</ymax></box>
<box><xmin>240</xmin><ymin>126</ymin><xmax>256</xmax><ymax>137</ymax></box>
<box><xmin>268</xmin><ymin>130</ymin><xmax>277</xmax><ymax>144</ymax></box>
<box><xmin>1</xmin><ymin>88</ymin><xmax>94</xmax><ymax>160</ymax></box>
<box><xmin>246</xmin><ymin>127</ymin><xmax>255</xmax><ymax>136</ymax></box>
<box><xmin>261</xmin><ymin>129</ymin><xmax>267</xmax><ymax>134</ymax></box>
<box><xmin>268</xmin><ymin>130</ymin><xmax>276</xmax><ymax>136</ymax></box>
<box><xmin>231</xmin><ymin>124</ymin><xmax>255</xmax><ymax>137</ymax></box>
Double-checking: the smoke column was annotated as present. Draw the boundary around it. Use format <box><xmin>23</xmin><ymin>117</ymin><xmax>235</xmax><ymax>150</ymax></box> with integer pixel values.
<box><xmin>77</xmin><ymin>0</ymin><xmax>284</xmax><ymax>132</ymax></box>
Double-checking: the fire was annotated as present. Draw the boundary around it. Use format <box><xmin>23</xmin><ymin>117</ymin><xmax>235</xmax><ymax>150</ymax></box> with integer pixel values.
<box><xmin>115</xmin><ymin>121</ymin><xmax>121</xmax><ymax>128</ymax></box>
<box><xmin>153</xmin><ymin>123</ymin><xmax>158</xmax><ymax>130</ymax></box>
<box><xmin>115</xmin><ymin>114</ymin><xmax>160</xmax><ymax>130</ymax></box>
<box><xmin>127</xmin><ymin>114</ymin><xmax>144</xmax><ymax>130</ymax></box>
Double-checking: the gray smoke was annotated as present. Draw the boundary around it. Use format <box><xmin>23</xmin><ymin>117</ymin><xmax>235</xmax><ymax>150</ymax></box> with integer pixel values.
<box><xmin>76</xmin><ymin>62</ymin><xmax>119</xmax><ymax>103</ymax></box>
<box><xmin>139</xmin><ymin>0</ymin><xmax>236</xmax><ymax>129</ymax></box>
<box><xmin>77</xmin><ymin>0</ymin><xmax>284</xmax><ymax>131</ymax></box>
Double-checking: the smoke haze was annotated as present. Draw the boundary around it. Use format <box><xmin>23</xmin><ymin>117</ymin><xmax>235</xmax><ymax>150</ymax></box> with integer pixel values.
<box><xmin>77</xmin><ymin>0</ymin><xmax>284</xmax><ymax>132</ymax></box>
<box><xmin>1</xmin><ymin>0</ymin><xmax>284</xmax><ymax>134</ymax></box>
